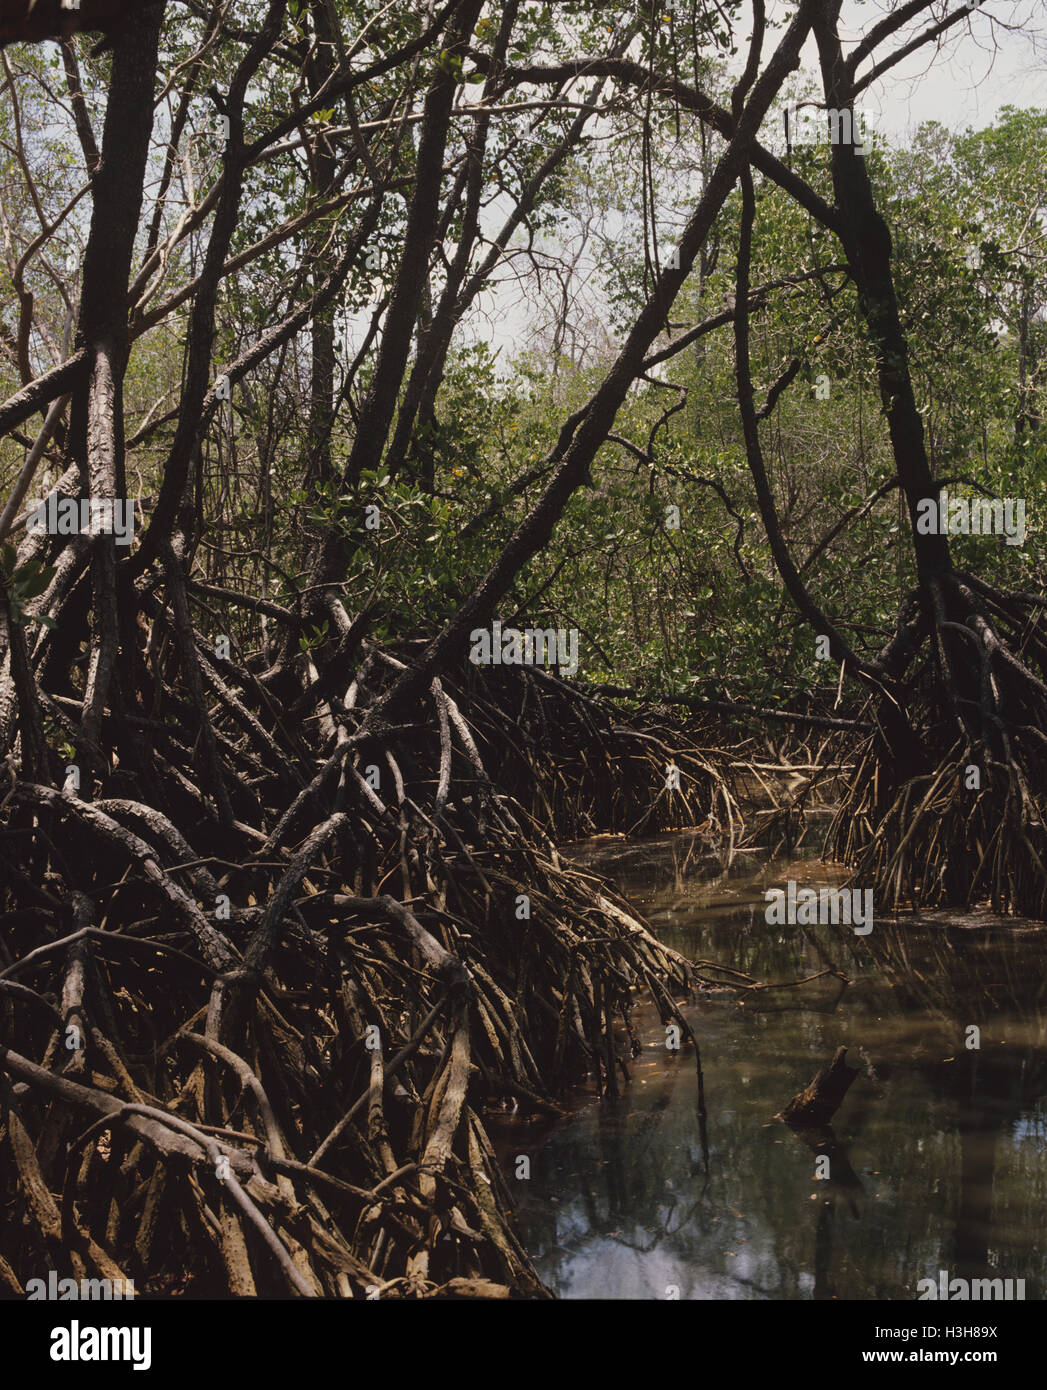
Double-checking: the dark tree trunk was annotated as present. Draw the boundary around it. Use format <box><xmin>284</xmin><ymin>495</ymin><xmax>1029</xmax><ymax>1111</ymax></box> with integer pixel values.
<box><xmin>779</xmin><ymin>1047</ymin><xmax>859</xmax><ymax>1127</ymax></box>
<box><xmin>813</xmin><ymin>0</ymin><xmax>952</xmax><ymax>585</ymax></box>
<box><xmin>66</xmin><ymin>3</ymin><xmax>165</xmax><ymax>757</ymax></box>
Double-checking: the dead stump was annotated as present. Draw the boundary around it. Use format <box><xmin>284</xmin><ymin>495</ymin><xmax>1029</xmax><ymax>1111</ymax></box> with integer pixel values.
<box><xmin>779</xmin><ymin>1046</ymin><xmax>859</xmax><ymax>1127</ymax></box>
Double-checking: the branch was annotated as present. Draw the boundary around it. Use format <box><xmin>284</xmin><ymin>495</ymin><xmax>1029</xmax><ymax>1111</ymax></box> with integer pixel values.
<box><xmin>464</xmin><ymin>49</ymin><xmax>843</xmax><ymax>236</ymax></box>
<box><xmin>732</xmin><ymin>165</ymin><xmax>880</xmax><ymax>682</ymax></box>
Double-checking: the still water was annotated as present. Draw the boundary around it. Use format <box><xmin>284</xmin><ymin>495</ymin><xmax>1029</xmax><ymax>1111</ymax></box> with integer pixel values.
<box><xmin>500</xmin><ymin>825</ymin><xmax>1047</xmax><ymax>1299</ymax></box>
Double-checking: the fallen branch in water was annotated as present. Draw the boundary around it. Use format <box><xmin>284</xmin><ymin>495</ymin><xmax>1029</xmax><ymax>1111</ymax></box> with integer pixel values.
<box><xmin>777</xmin><ymin>1046</ymin><xmax>860</xmax><ymax>1127</ymax></box>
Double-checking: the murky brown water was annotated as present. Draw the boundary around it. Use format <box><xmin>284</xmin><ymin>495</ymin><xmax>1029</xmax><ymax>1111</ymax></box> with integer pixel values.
<box><xmin>494</xmin><ymin>823</ymin><xmax>1047</xmax><ymax>1299</ymax></box>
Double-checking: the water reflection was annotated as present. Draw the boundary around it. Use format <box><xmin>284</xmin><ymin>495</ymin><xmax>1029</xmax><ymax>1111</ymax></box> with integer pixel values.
<box><xmin>497</xmin><ymin>829</ymin><xmax>1047</xmax><ymax>1299</ymax></box>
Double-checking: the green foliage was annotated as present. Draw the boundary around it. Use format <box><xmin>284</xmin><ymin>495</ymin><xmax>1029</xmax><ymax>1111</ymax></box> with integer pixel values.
<box><xmin>4</xmin><ymin>9</ymin><xmax>1042</xmax><ymax>725</ymax></box>
<box><xmin>365</xmin><ymin>103</ymin><xmax>1046</xmax><ymax>712</ymax></box>
<box><xmin>1</xmin><ymin>544</ymin><xmax>56</xmax><ymax>628</ymax></box>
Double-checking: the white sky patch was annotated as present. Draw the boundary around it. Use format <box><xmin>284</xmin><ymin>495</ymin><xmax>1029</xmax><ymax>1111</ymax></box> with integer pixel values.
<box><xmin>347</xmin><ymin>2</ymin><xmax>1047</xmax><ymax>365</ymax></box>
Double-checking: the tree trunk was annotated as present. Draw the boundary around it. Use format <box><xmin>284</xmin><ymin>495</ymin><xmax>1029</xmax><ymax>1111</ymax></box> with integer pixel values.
<box><xmin>779</xmin><ymin>1046</ymin><xmax>859</xmax><ymax>1127</ymax></box>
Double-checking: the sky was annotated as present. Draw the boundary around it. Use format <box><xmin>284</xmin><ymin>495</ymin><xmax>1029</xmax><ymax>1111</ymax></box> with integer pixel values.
<box><xmin>458</xmin><ymin>1</ymin><xmax>1046</xmax><ymax>364</ymax></box>
<box><xmin>814</xmin><ymin>0</ymin><xmax>1046</xmax><ymax>141</ymax></box>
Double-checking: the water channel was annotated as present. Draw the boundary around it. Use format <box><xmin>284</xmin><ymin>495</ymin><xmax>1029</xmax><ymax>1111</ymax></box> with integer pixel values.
<box><xmin>496</xmin><ymin>821</ymin><xmax>1047</xmax><ymax>1299</ymax></box>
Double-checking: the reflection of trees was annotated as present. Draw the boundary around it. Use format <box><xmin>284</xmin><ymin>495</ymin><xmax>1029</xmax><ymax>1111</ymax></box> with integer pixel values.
<box><xmin>522</xmin><ymin>991</ymin><xmax>1047</xmax><ymax>1299</ymax></box>
<box><xmin>866</xmin><ymin>916</ymin><xmax>1047</xmax><ymax>1032</ymax></box>
<box><xmin>813</xmin><ymin>1201</ymin><xmax>836</xmax><ymax>1301</ymax></box>
<box><xmin>955</xmin><ymin>1102</ymin><xmax>995</xmax><ymax>1281</ymax></box>
<box><xmin>783</xmin><ymin>1120</ymin><xmax>865</xmax><ymax>1301</ymax></box>
<box><xmin>520</xmin><ymin>838</ymin><xmax>1047</xmax><ymax>1299</ymax></box>
<box><xmin>512</xmin><ymin>1054</ymin><xmax>724</xmax><ymax>1296</ymax></box>
<box><xmin>937</xmin><ymin>1050</ymin><xmax>1042</xmax><ymax>1286</ymax></box>
<box><xmin>519</xmin><ymin>1049</ymin><xmax>817</xmax><ymax>1296</ymax></box>
<box><xmin>836</xmin><ymin>924</ymin><xmax>1047</xmax><ymax>1296</ymax></box>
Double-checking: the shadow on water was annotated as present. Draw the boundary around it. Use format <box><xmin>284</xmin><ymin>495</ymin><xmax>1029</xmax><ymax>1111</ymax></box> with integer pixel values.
<box><xmin>491</xmin><ymin>819</ymin><xmax>1047</xmax><ymax>1299</ymax></box>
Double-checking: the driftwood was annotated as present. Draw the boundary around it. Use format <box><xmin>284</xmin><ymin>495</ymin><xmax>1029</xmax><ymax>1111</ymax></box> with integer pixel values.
<box><xmin>778</xmin><ymin>1046</ymin><xmax>859</xmax><ymax>1127</ymax></box>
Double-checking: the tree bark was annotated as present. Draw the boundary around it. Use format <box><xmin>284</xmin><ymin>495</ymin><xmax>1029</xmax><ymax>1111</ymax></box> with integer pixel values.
<box><xmin>780</xmin><ymin>1046</ymin><xmax>859</xmax><ymax>1127</ymax></box>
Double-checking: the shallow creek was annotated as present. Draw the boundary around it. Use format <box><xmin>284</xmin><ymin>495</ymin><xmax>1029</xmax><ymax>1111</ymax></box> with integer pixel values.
<box><xmin>492</xmin><ymin>824</ymin><xmax>1047</xmax><ymax>1299</ymax></box>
